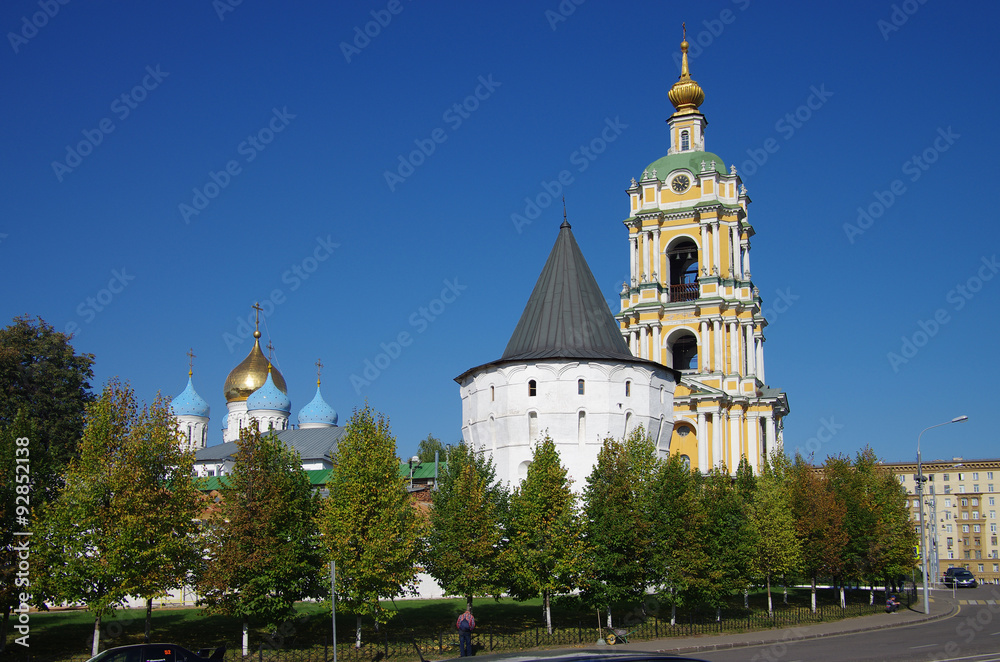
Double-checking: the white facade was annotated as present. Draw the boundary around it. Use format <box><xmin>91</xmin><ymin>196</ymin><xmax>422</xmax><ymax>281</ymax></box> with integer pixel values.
<box><xmin>175</xmin><ymin>413</ymin><xmax>209</xmax><ymax>452</ymax></box>
<box><xmin>459</xmin><ymin>359</ymin><xmax>675</xmax><ymax>489</ymax></box>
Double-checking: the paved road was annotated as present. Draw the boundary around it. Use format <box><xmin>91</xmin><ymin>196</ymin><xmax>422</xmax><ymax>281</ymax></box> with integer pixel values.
<box><xmin>616</xmin><ymin>585</ymin><xmax>1000</xmax><ymax>661</ymax></box>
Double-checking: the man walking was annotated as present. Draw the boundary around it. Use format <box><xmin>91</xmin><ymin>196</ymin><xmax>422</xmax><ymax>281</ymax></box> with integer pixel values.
<box><xmin>456</xmin><ymin>607</ymin><xmax>475</xmax><ymax>656</ymax></box>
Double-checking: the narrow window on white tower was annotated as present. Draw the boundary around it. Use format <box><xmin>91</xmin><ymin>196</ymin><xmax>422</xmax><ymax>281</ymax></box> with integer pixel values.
<box><xmin>578</xmin><ymin>411</ymin><xmax>586</xmax><ymax>445</ymax></box>
<box><xmin>577</xmin><ymin>379</ymin><xmax>585</xmax><ymax>395</ymax></box>
<box><xmin>625</xmin><ymin>380</ymin><xmax>631</xmax><ymax>397</ymax></box>
<box><xmin>528</xmin><ymin>411</ymin><xmax>538</xmax><ymax>440</ymax></box>
<box><xmin>681</xmin><ymin>130</ymin><xmax>690</xmax><ymax>151</ymax></box>
<box><xmin>528</xmin><ymin>380</ymin><xmax>537</xmax><ymax>397</ymax></box>
<box><xmin>490</xmin><ymin>385</ymin><xmax>495</xmax><ymax>401</ymax></box>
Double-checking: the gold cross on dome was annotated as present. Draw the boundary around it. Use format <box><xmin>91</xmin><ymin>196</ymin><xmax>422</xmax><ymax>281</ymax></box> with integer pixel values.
<box><xmin>186</xmin><ymin>348</ymin><xmax>196</xmax><ymax>377</ymax></box>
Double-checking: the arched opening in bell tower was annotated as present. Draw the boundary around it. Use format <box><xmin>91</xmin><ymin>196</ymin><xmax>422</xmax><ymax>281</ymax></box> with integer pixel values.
<box><xmin>666</xmin><ymin>330</ymin><xmax>698</xmax><ymax>372</ymax></box>
<box><xmin>666</xmin><ymin>239</ymin><xmax>699</xmax><ymax>302</ymax></box>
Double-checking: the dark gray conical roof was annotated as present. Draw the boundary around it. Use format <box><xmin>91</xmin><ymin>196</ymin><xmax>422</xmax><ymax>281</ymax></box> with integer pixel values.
<box><xmin>500</xmin><ymin>219</ymin><xmax>633</xmax><ymax>362</ymax></box>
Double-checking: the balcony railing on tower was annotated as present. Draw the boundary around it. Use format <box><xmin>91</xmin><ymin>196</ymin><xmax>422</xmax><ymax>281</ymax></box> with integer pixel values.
<box><xmin>669</xmin><ymin>282</ymin><xmax>699</xmax><ymax>302</ymax></box>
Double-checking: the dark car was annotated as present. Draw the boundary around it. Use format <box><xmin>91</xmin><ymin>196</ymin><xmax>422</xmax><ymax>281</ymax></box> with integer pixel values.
<box><xmin>85</xmin><ymin>644</ymin><xmax>225</xmax><ymax>662</ymax></box>
<box><xmin>942</xmin><ymin>568</ymin><xmax>978</xmax><ymax>588</ymax></box>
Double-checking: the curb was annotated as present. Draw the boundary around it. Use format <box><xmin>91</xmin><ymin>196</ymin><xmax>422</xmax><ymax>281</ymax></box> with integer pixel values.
<box><xmin>645</xmin><ymin>601</ymin><xmax>958</xmax><ymax>655</ymax></box>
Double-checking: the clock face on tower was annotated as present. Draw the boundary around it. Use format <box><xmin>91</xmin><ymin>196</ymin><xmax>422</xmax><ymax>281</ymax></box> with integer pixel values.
<box><xmin>671</xmin><ymin>174</ymin><xmax>691</xmax><ymax>193</ymax></box>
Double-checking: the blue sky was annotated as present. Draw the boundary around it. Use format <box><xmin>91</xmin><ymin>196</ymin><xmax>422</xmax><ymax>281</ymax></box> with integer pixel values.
<box><xmin>3</xmin><ymin>0</ymin><xmax>997</xmax><ymax>465</ymax></box>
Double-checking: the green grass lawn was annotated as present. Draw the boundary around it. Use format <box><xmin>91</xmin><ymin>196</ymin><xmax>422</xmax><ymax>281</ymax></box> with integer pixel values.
<box><xmin>2</xmin><ymin>586</ymin><xmax>902</xmax><ymax>662</ymax></box>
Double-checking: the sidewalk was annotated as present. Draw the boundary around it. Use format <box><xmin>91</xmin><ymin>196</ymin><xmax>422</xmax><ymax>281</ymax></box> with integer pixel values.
<box><xmin>614</xmin><ymin>594</ymin><xmax>957</xmax><ymax>656</ymax></box>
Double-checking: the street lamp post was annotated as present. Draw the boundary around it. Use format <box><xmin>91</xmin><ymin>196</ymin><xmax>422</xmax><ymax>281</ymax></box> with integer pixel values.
<box><xmin>917</xmin><ymin>415</ymin><xmax>968</xmax><ymax>615</ymax></box>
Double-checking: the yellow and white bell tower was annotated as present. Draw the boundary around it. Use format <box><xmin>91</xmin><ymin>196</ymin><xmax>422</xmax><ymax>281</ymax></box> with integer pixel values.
<box><xmin>616</xmin><ymin>27</ymin><xmax>789</xmax><ymax>474</ymax></box>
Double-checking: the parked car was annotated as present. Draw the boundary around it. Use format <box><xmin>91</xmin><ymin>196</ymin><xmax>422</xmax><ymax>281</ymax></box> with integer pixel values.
<box><xmin>942</xmin><ymin>567</ymin><xmax>978</xmax><ymax>588</ymax></box>
<box><xmin>85</xmin><ymin>644</ymin><xmax>225</xmax><ymax>662</ymax></box>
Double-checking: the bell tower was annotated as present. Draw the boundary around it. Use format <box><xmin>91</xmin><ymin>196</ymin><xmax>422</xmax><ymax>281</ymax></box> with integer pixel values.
<box><xmin>616</xmin><ymin>27</ymin><xmax>789</xmax><ymax>474</ymax></box>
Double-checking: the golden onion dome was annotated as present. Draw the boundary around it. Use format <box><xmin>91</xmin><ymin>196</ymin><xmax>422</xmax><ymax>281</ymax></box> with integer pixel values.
<box><xmin>224</xmin><ymin>330</ymin><xmax>287</xmax><ymax>402</ymax></box>
<box><xmin>668</xmin><ymin>28</ymin><xmax>705</xmax><ymax>115</ymax></box>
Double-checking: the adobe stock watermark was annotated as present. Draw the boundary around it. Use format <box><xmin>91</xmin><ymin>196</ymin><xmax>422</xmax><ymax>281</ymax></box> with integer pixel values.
<box><xmin>843</xmin><ymin>126</ymin><xmax>960</xmax><ymax>244</ymax></box>
<box><xmin>222</xmin><ymin>235</ymin><xmax>340</xmax><ymax>352</ymax></box>
<box><xmin>886</xmin><ymin>255</ymin><xmax>998</xmax><ymax>373</ymax></box>
<box><xmin>51</xmin><ymin>65</ymin><xmax>170</xmax><ymax>183</ymax></box>
<box><xmin>792</xmin><ymin>415</ymin><xmax>844</xmax><ymax>459</ymax></box>
<box><xmin>340</xmin><ymin>0</ymin><xmax>411</xmax><ymax>63</ymax></box>
<box><xmin>384</xmin><ymin>75</ymin><xmax>501</xmax><ymax>192</ymax></box>
<box><xmin>877</xmin><ymin>0</ymin><xmax>930</xmax><ymax>41</ymax></box>
<box><xmin>671</xmin><ymin>0</ymin><xmax>751</xmax><ymax>69</ymax></box>
<box><xmin>350</xmin><ymin>278</ymin><xmax>467</xmax><ymax>393</ymax></box>
<box><xmin>760</xmin><ymin>287</ymin><xmax>799</xmax><ymax>325</ymax></box>
<box><xmin>62</xmin><ymin>268</ymin><xmax>136</xmax><ymax>338</ymax></box>
<box><xmin>178</xmin><ymin>107</ymin><xmax>296</xmax><ymax>224</ymax></box>
<box><xmin>545</xmin><ymin>0</ymin><xmax>585</xmax><ymax>31</ymax></box>
<box><xmin>212</xmin><ymin>0</ymin><xmax>245</xmax><ymax>21</ymax></box>
<box><xmin>738</xmin><ymin>84</ymin><xmax>833</xmax><ymax>178</ymax></box>
<box><xmin>11</xmin><ymin>435</ymin><xmax>31</xmax><ymax>648</ymax></box>
<box><xmin>7</xmin><ymin>0</ymin><xmax>70</xmax><ymax>54</ymax></box>
<box><xmin>511</xmin><ymin>116</ymin><xmax>628</xmax><ymax>234</ymax></box>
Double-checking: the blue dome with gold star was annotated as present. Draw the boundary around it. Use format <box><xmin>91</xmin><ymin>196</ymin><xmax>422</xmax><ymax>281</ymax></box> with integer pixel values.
<box><xmin>298</xmin><ymin>384</ymin><xmax>338</xmax><ymax>427</ymax></box>
<box><xmin>171</xmin><ymin>376</ymin><xmax>210</xmax><ymax>418</ymax></box>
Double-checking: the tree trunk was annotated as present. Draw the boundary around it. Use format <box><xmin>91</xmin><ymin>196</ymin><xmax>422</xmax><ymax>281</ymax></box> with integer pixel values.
<box><xmin>766</xmin><ymin>575</ymin><xmax>773</xmax><ymax>616</ymax></box>
<box><xmin>743</xmin><ymin>588</ymin><xmax>748</xmax><ymax>609</ymax></box>
<box><xmin>145</xmin><ymin>598</ymin><xmax>152</xmax><ymax>643</ymax></box>
<box><xmin>869</xmin><ymin>584</ymin><xmax>874</xmax><ymax>605</ymax></box>
<box><xmin>839</xmin><ymin>585</ymin><xmax>845</xmax><ymax>609</ymax></box>
<box><xmin>783</xmin><ymin>577</ymin><xmax>788</xmax><ymax>604</ymax></box>
<box><xmin>242</xmin><ymin>616</ymin><xmax>249</xmax><ymax>656</ymax></box>
<box><xmin>670</xmin><ymin>602</ymin><xmax>676</xmax><ymax>627</ymax></box>
<box><xmin>355</xmin><ymin>615</ymin><xmax>362</xmax><ymax>649</ymax></box>
<box><xmin>606</xmin><ymin>605</ymin><xmax>612</xmax><ymax>629</ymax></box>
<box><xmin>92</xmin><ymin>613</ymin><xmax>102</xmax><ymax>657</ymax></box>
<box><xmin>811</xmin><ymin>576</ymin><xmax>817</xmax><ymax>613</ymax></box>
<box><xmin>544</xmin><ymin>590</ymin><xmax>553</xmax><ymax>635</ymax></box>
<box><xmin>466</xmin><ymin>594</ymin><xmax>473</xmax><ymax>611</ymax></box>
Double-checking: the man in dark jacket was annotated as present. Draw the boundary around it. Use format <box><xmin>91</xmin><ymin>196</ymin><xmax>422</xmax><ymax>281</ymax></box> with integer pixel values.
<box><xmin>456</xmin><ymin>607</ymin><xmax>475</xmax><ymax>656</ymax></box>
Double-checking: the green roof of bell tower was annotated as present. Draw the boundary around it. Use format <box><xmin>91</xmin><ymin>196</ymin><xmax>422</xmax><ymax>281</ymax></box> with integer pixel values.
<box><xmin>643</xmin><ymin>150</ymin><xmax>728</xmax><ymax>180</ymax></box>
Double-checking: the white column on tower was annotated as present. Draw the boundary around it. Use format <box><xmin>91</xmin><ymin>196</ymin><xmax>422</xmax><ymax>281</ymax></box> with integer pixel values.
<box><xmin>630</xmin><ymin>235</ymin><xmax>636</xmax><ymax>284</ymax></box>
<box><xmin>730</xmin><ymin>409</ymin><xmax>741</xmax><ymax>470</ymax></box>
<box><xmin>712</xmin><ymin>409</ymin><xmax>723</xmax><ymax>469</ymax></box>
<box><xmin>728</xmin><ymin>321</ymin><xmax>738</xmax><ymax>375</ymax></box>
<box><xmin>641</xmin><ymin>231</ymin><xmax>649</xmax><ymax>281</ymax></box>
<box><xmin>765</xmin><ymin>415</ymin><xmax>777</xmax><ymax>457</ymax></box>
<box><xmin>697</xmin><ymin>411</ymin><xmax>708</xmax><ymax>470</ymax></box>
<box><xmin>728</xmin><ymin>225</ymin><xmax>737</xmax><ymax>277</ymax></box>
<box><xmin>700</xmin><ymin>222</ymin><xmax>710</xmax><ymax>274</ymax></box>
<box><xmin>713</xmin><ymin>320</ymin><xmax>723</xmax><ymax>372</ymax></box>
<box><xmin>712</xmin><ymin>221</ymin><xmax>721</xmax><ymax>274</ymax></box>
<box><xmin>700</xmin><ymin>321</ymin><xmax>709</xmax><ymax>372</ymax></box>
<box><xmin>756</xmin><ymin>335</ymin><xmax>766</xmax><ymax>383</ymax></box>
<box><xmin>744</xmin><ymin>240</ymin><xmax>752</xmax><ymax>276</ymax></box>
<box><xmin>652</xmin><ymin>325</ymin><xmax>661</xmax><ymax>365</ymax></box>
<box><xmin>745</xmin><ymin>324</ymin><xmax>756</xmax><ymax>375</ymax></box>
<box><xmin>747</xmin><ymin>413</ymin><xmax>761</xmax><ymax>473</ymax></box>
<box><xmin>653</xmin><ymin>229</ymin><xmax>661</xmax><ymax>282</ymax></box>
<box><xmin>740</xmin><ymin>240</ymin><xmax>749</xmax><ymax>279</ymax></box>
<box><xmin>639</xmin><ymin>325</ymin><xmax>648</xmax><ymax>359</ymax></box>
<box><xmin>630</xmin><ymin>330</ymin><xmax>638</xmax><ymax>356</ymax></box>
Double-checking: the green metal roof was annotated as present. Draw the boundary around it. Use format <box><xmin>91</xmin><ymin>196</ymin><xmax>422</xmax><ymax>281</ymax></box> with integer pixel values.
<box><xmin>195</xmin><ymin>468</ymin><xmax>334</xmax><ymax>492</ymax></box>
<box><xmin>643</xmin><ymin>151</ymin><xmax>728</xmax><ymax>179</ymax></box>
<box><xmin>399</xmin><ymin>461</ymin><xmax>447</xmax><ymax>479</ymax></box>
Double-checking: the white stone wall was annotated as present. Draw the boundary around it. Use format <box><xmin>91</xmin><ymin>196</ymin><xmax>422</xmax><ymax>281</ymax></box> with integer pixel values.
<box><xmin>459</xmin><ymin>359</ymin><xmax>675</xmax><ymax>490</ymax></box>
<box><xmin>174</xmin><ymin>414</ymin><xmax>209</xmax><ymax>451</ymax></box>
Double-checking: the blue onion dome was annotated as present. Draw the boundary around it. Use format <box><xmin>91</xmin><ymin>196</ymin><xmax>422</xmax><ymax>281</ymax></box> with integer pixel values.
<box><xmin>246</xmin><ymin>367</ymin><xmax>291</xmax><ymax>413</ymax></box>
<box><xmin>171</xmin><ymin>376</ymin><xmax>210</xmax><ymax>418</ymax></box>
<box><xmin>222</xmin><ymin>412</ymin><xmax>229</xmax><ymax>428</ymax></box>
<box><xmin>298</xmin><ymin>382</ymin><xmax>338</xmax><ymax>426</ymax></box>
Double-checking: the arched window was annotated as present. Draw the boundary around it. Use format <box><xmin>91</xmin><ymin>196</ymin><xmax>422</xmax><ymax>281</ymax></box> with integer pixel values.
<box><xmin>577</xmin><ymin>379</ymin><xmax>585</xmax><ymax>395</ymax></box>
<box><xmin>528</xmin><ymin>411</ymin><xmax>538</xmax><ymax>440</ymax></box>
<box><xmin>625</xmin><ymin>380</ymin><xmax>631</xmax><ymax>397</ymax></box>
<box><xmin>578</xmin><ymin>411</ymin><xmax>586</xmax><ymax>445</ymax></box>
<box><xmin>528</xmin><ymin>380</ymin><xmax>537</xmax><ymax>397</ymax></box>
<box><xmin>490</xmin><ymin>385</ymin><xmax>495</xmax><ymax>401</ymax></box>
<box><xmin>666</xmin><ymin>240</ymin><xmax>699</xmax><ymax>301</ymax></box>
<box><xmin>681</xmin><ymin>130</ymin><xmax>690</xmax><ymax>151</ymax></box>
<box><xmin>670</xmin><ymin>334</ymin><xmax>698</xmax><ymax>371</ymax></box>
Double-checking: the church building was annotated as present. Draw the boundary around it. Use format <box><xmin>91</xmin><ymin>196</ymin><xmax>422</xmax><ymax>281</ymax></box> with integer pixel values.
<box><xmin>616</xmin><ymin>30</ymin><xmax>789</xmax><ymax>474</ymax></box>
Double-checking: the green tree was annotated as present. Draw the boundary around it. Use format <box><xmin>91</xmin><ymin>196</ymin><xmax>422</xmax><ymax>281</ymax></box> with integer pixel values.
<box><xmin>580</xmin><ymin>430</ymin><xmax>655</xmax><ymax>627</ymax></box>
<box><xmin>197</xmin><ymin>419</ymin><xmax>324</xmax><ymax>655</ymax></box>
<box><xmin>0</xmin><ymin>410</ymin><xmax>35</xmax><ymax>652</ymax></box>
<box><xmin>112</xmin><ymin>394</ymin><xmax>202</xmax><ymax>642</ymax></box>
<box><xmin>789</xmin><ymin>454</ymin><xmax>847</xmax><ymax>611</ymax></box>
<box><xmin>700</xmin><ymin>465</ymin><xmax>756</xmax><ymax>617</ymax></box>
<box><xmin>504</xmin><ymin>435</ymin><xmax>584</xmax><ymax>634</ymax></box>
<box><xmin>0</xmin><ymin>316</ymin><xmax>94</xmax><ymax>501</ymax></box>
<box><xmin>649</xmin><ymin>452</ymin><xmax>709</xmax><ymax>623</ymax></box>
<box><xmin>32</xmin><ymin>380</ymin><xmax>138</xmax><ymax>656</ymax></box>
<box><xmin>750</xmin><ymin>452</ymin><xmax>802</xmax><ymax>615</ymax></box>
<box><xmin>415</xmin><ymin>434</ymin><xmax>445</xmax><ymax>464</ymax></box>
<box><xmin>317</xmin><ymin>405</ymin><xmax>423</xmax><ymax>648</ymax></box>
<box><xmin>424</xmin><ymin>442</ymin><xmax>507</xmax><ymax>609</ymax></box>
